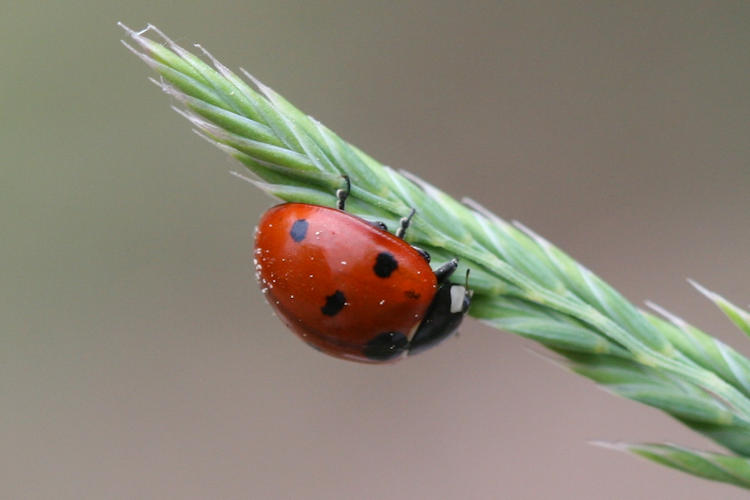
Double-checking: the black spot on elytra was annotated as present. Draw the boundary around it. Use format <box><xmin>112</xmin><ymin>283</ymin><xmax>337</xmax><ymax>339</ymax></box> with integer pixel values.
<box><xmin>373</xmin><ymin>252</ymin><xmax>398</xmax><ymax>278</ymax></box>
<box><xmin>321</xmin><ymin>290</ymin><xmax>346</xmax><ymax>316</ymax></box>
<box><xmin>363</xmin><ymin>331</ymin><xmax>408</xmax><ymax>360</ymax></box>
<box><xmin>404</xmin><ymin>290</ymin><xmax>421</xmax><ymax>300</ymax></box>
<box><xmin>290</xmin><ymin>219</ymin><xmax>308</xmax><ymax>242</ymax></box>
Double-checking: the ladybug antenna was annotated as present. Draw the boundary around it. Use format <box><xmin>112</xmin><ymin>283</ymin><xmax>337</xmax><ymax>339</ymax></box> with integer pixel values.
<box><xmin>396</xmin><ymin>208</ymin><xmax>416</xmax><ymax>239</ymax></box>
<box><xmin>464</xmin><ymin>268</ymin><xmax>474</xmax><ymax>297</ymax></box>
<box><xmin>336</xmin><ymin>175</ymin><xmax>351</xmax><ymax>210</ymax></box>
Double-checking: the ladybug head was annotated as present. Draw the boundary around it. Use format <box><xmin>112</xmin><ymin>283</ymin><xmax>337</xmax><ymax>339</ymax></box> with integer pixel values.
<box><xmin>408</xmin><ymin>277</ymin><xmax>472</xmax><ymax>357</ymax></box>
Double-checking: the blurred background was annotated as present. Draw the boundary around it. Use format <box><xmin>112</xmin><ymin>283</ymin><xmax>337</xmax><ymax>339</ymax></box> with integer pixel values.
<box><xmin>3</xmin><ymin>1</ymin><xmax>749</xmax><ymax>498</ymax></box>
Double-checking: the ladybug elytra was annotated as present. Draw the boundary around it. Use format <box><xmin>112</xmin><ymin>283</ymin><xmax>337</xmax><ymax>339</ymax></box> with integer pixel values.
<box><xmin>253</xmin><ymin>179</ymin><xmax>471</xmax><ymax>363</ymax></box>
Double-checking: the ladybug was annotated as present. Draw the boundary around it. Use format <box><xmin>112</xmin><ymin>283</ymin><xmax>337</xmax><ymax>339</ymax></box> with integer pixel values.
<box><xmin>253</xmin><ymin>178</ymin><xmax>471</xmax><ymax>363</ymax></box>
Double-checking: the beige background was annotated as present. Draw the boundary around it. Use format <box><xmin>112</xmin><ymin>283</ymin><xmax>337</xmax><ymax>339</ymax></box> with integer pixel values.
<box><xmin>3</xmin><ymin>1</ymin><xmax>749</xmax><ymax>498</ymax></box>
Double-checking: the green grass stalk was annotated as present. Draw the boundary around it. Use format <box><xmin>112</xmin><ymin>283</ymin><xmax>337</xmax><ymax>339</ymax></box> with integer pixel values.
<box><xmin>120</xmin><ymin>23</ymin><xmax>750</xmax><ymax>489</ymax></box>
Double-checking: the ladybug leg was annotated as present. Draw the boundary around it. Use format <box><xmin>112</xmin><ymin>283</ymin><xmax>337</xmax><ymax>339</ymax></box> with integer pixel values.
<box><xmin>368</xmin><ymin>220</ymin><xmax>389</xmax><ymax>231</ymax></box>
<box><xmin>463</xmin><ymin>268</ymin><xmax>473</xmax><ymax>292</ymax></box>
<box><xmin>433</xmin><ymin>258</ymin><xmax>458</xmax><ymax>283</ymax></box>
<box><xmin>337</xmin><ymin>176</ymin><xmax>391</xmax><ymax>234</ymax></box>
<box><xmin>394</xmin><ymin>207</ymin><xmax>429</xmax><ymax>261</ymax></box>
<box><xmin>412</xmin><ymin>246</ymin><xmax>431</xmax><ymax>263</ymax></box>
<box><xmin>336</xmin><ymin>175</ymin><xmax>351</xmax><ymax>210</ymax></box>
<box><xmin>395</xmin><ymin>208</ymin><xmax>416</xmax><ymax>239</ymax></box>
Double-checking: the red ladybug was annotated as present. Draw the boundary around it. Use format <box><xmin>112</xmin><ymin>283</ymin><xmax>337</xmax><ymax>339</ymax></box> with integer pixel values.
<box><xmin>253</xmin><ymin>179</ymin><xmax>471</xmax><ymax>363</ymax></box>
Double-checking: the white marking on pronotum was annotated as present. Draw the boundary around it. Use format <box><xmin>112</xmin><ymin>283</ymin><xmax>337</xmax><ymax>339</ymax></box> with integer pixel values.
<box><xmin>450</xmin><ymin>285</ymin><xmax>466</xmax><ymax>313</ymax></box>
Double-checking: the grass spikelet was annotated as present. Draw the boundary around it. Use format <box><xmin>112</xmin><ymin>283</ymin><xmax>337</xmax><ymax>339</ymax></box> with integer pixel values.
<box><xmin>119</xmin><ymin>23</ymin><xmax>750</xmax><ymax>489</ymax></box>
